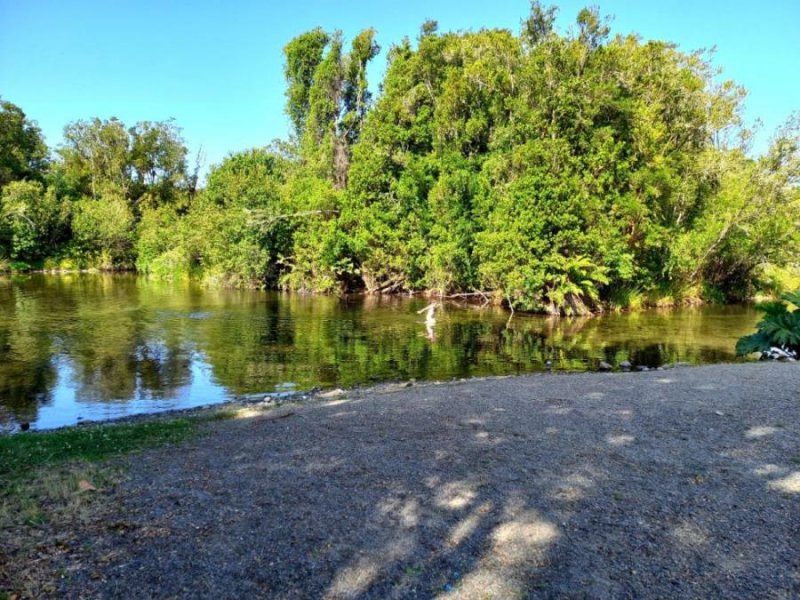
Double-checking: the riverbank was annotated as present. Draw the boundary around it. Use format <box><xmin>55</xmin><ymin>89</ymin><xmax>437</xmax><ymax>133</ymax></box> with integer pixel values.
<box><xmin>2</xmin><ymin>362</ymin><xmax>799</xmax><ymax>598</ymax></box>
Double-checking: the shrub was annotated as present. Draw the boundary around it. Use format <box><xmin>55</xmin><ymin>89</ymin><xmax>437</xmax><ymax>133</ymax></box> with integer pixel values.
<box><xmin>736</xmin><ymin>290</ymin><xmax>800</xmax><ymax>357</ymax></box>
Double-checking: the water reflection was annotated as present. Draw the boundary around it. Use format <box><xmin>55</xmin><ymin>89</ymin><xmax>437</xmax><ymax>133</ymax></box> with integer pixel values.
<box><xmin>0</xmin><ymin>274</ymin><xmax>759</xmax><ymax>430</ymax></box>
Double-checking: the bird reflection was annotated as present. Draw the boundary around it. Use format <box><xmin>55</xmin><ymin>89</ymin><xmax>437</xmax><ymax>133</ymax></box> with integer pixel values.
<box><xmin>417</xmin><ymin>302</ymin><xmax>439</xmax><ymax>341</ymax></box>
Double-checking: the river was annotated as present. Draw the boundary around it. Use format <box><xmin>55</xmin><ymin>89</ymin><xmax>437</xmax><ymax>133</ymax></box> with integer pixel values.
<box><xmin>0</xmin><ymin>274</ymin><xmax>760</xmax><ymax>430</ymax></box>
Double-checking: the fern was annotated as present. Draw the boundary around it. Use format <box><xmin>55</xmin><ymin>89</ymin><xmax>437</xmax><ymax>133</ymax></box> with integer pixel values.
<box><xmin>735</xmin><ymin>332</ymin><xmax>773</xmax><ymax>355</ymax></box>
<box><xmin>782</xmin><ymin>290</ymin><xmax>800</xmax><ymax>309</ymax></box>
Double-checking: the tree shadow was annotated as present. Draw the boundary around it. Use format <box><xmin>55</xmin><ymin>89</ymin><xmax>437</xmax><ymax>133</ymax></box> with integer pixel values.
<box><xmin>38</xmin><ymin>368</ymin><xmax>800</xmax><ymax>599</ymax></box>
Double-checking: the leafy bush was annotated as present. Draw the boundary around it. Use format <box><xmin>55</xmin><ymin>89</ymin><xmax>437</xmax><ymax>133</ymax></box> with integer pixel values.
<box><xmin>736</xmin><ymin>290</ymin><xmax>800</xmax><ymax>356</ymax></box>
<box><xmin>71</xmin><ymin>195</ymin><xmax>135</xmax><ymax>268</ymax></box>
<box><xmin>0</xmin><ymin>181</ymin><xmax>70</xmax><ymax>263</ymax></box>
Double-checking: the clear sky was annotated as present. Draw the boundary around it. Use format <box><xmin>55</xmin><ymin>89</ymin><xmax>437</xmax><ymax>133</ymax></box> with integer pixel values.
<box><xmin>1</xmin><ymin>0</ymin><xmax>798</xmax><ymax>172</ymax></box>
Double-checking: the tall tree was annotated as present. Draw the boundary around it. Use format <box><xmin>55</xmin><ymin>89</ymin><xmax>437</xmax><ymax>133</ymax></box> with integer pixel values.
<box><xmin>284</xmin><ymin>28</ymin><xmax>379</xmax><ymax>188</ymax></box>
<box><xmin>284</xmin><ymin>28</ymin><xmax>330</xmax><ymax>139</ymax></box>
<box><xmin>59</xmin><ymin>117</ymin><xmax>131</xmax><ymax>199</ymax></box>
<box><xmin>522</xmin><ymin>1</ymin><xmax>558</xmax><ymax>47</ymax></box>
<box><xmin>0</xmin><ymin>98</ymin><xmax>49</xmax><ymax>188</ymax></box>
<box><xmin>129</xmin><ymin>120</ymin><xmax>188</xmax><ymax>207</ymax></box>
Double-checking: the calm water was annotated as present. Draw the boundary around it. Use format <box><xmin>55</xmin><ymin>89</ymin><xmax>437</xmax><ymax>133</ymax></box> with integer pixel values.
<box><xmin>0</xmin><ymin>274</ymin><xmax>759</xmax><ymax>431</ymax></box>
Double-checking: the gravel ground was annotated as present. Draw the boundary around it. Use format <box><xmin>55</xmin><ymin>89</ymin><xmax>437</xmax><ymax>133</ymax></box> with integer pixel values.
<box><xmin>20</xmin><ymin>363</ymin><xmax>800</xmax><ymax>598</ymax></box>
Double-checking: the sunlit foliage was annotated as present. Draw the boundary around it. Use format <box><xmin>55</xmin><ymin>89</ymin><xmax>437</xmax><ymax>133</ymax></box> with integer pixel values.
<box><xmin>0</xmin><ymin>3</ymin><xmax>797</xmax><ymax>312</ymax></box>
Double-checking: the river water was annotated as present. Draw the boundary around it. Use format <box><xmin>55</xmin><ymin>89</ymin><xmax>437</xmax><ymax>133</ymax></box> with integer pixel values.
<box><xmin>0</xmin><ymin>274</ymin><xmax>759</xmax><ymax>430</ymax></box>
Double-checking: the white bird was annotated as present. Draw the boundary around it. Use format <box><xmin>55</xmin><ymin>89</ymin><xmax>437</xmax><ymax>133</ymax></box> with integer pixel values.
<box><xmin>417</xmin><ymin>302</ymin><xmax>439</xmax><ymax>341</ymax></box>
<box><xmin>416</xmin><ymin>302</ymin><xmax>439</xmax><ymax>326</ymax></box>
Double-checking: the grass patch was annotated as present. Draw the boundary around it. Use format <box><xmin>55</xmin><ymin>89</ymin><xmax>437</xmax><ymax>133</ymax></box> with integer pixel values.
<box><xmin>606</xmin><ymin>286</ymin><xmax>644</xmax><ymax>311</ymax></box>
<box><xmin>1</xmin><ymin>417</ymin><xmax>203</xmax><ymax>596</ymax></box>
<box><xmin>193</xmin><ymin>409</ymin><xmax>239</xmax><ymax>422</ymax></box>
<box><xmin>0</xmin><ymin>419</ymin><xmax>196</xmax><ymax>485</ymax></box>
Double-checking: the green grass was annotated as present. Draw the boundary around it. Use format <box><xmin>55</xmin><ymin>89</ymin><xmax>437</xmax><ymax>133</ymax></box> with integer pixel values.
<box><xmin>0</xmin><ymin>414</ymin><xmax>235</xmax><ymax>597</ymax></box>
<box><xmin>606</xmin><ymin>286</ymin><xmax>645</xmax><ymax>311</ymax></box>
<box><xmin>0</xmin><ymin>419</ymin><xmax>196</xmax><ymax>485</ymax></box>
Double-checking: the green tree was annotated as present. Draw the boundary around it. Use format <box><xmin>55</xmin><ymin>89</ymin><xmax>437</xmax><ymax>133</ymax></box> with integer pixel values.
<box><xmin>0</xmin><ymin>98</ymin><xmax>49</xmax><ymax>188</ymax></box>
<box><xmin>59</xmin><ymin>118</ymin><xmax>131</xmax><ymax>200</ymax></box>
<box><xmin>284</xmin><ymin>28</ymin><xmax>331</xmax><ymax>139</ymax></box>
<box><xmin>285</xmin><ymin>28</ymin><xmax>379</xmax><ymax>188</ymax></box>
<box><xmin>522</xmin><ymin>1</ymin><xmax>558</xmax><ymax>47</ymax></box>
<box><xmin>0</xmin><ymin>180</ymin><xmax>69</xmax><ymax>263</ymax></box>
<box><xmin>71</xmin><ymin>194</ymin><xmax>135</xmax><ymax>268</ymax></box>
<box><xmin>129</xmin><ymin>120</ymin><xmax>189</xmax><ymax>208</ymax></box>
<box><xmin>670</xmin><ymin>115</ymin><xmax>800</xmax><ymax>300</ymax></box>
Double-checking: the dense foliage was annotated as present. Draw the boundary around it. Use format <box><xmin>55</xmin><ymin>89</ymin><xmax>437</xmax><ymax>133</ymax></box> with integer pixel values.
<box><xmin>1</xmin><ymin>4</ymin><xmax>798</xmax><ymax>313</ymax></box>
<box><xmin>736</xmin><ymin>290</ymin><xmax>800</xmax><ymax>357</ymax></box>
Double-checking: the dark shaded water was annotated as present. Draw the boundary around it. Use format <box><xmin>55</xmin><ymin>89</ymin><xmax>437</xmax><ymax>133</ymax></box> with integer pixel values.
<box><xmin>0</xmin><ymin>274</ymin><xmax>759</xmax><ymax>431</ymax></box>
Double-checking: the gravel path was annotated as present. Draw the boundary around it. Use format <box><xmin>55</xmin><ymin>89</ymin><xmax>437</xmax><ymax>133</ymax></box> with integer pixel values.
<box><xmin>37</xmin><ymin>364</ymin><xmax>800</xmax><ymax>598</ymax></box>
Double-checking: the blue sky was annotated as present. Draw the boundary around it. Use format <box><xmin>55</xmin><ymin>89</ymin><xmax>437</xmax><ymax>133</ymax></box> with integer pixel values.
<box><xmin>1</xmin><ymin>0</ymin><xmax>798</xmax><ymax>172</ymax></box>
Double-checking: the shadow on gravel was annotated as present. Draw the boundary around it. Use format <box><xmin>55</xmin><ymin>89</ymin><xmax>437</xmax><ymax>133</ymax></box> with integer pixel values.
<box><xmin>24</xmin><ymin>369</ymin><xmax>800</xmax><ymax>599</ymax></box>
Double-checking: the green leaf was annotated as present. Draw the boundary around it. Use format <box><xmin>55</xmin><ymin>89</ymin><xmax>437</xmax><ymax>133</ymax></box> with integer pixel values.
<box><xmin>735</xmin><ymin>332</ymin><xmax>772</xmax><ymax>356</ymax></box>
<box><xmin>781</xmin><ymin>290</ymin><xmax>800</xmax><ymax>310</ymax></box>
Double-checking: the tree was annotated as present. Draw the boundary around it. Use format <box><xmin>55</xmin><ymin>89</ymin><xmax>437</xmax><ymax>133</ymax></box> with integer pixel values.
<box><xmin>129</xmin><ymin>120</ymin><xmax>188</xmax><ymax>207</ymax></box>
<box><xmin>284</xmin><ymin>28</ymin><xmax>331</xmax><ymax>139</ymax></box>
<box><xmin>2</xmin><ymin>7</ymin><xmax>795</xmax><ymax>310</ymax></box>
<box><xmin>576</xmin><ymin>6</ymin><xmax>610</xmax><ymax>51</ymax></box>
<box><xmin>138</xmin><ymin>148</ymin><xmax>293</xmax><ymax>286</ymax></box>
<box><xmin>284</xmin><ymin>28</ymin><xmax>379</xmax><ymax>188</ymax></box>
<box><xmin>0</xmin><ymin>98</ymin><xmax>49</xmax><ymax>188</ymax></box>
<box><xmin>670</xmin><ymin>115</ymin><xmax>800</xmax><ymax>300</ymax></box>
<box><xmin>0</xmin><ymin>180</ymin><xmax>69</xmax><ymax>263</ymax></box>
<box><xmin>71</xmin><ymin>194</ymin><xmax>135</xmax><ymax>268</ymax></box>
<box><xmin>522</xmin><ymin>1</ymin><xmax>558</xmax><ymax>47</ymax></box>
<box><xmin>58</xmin><ymin>117</ymin><xmax>189</xmax><ymax>210</ymax></box>
<box><xmin>59</xmin><ymin>118</ymin><xmax>131</xmax><ymax>199</ymax></box>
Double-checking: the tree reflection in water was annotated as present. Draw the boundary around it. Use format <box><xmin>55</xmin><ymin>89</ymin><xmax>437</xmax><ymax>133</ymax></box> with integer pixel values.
<box><xmin>0</xmin><ymin>274</ymin><xmax>759</xmax><ymax>430</ymax></box>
